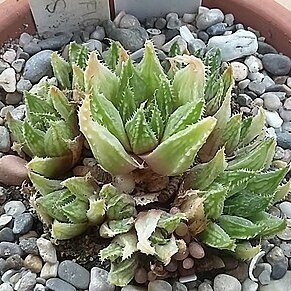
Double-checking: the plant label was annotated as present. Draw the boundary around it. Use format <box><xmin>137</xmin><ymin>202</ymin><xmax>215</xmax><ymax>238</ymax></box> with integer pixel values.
<box><xmin>114</xmin><ymin>0</ymin><xmax>201</xmax><ymax>20</ymax></box>
<box><xmin>28</xmin><ymin>0</ymin><xmax>110</xmax><ymax>34</ymax></box>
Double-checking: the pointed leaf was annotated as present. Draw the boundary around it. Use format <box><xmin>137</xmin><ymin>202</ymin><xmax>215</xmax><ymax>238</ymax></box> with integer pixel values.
<box><xmin>51</xmin><ymin>52</ymin><xmax>72</xmax><ymax>89</ymax></box>
<box><xmin>86</xmin><ymin>196</ymin><xmax>106</xmax><ymax>225</ymax></box>
<box><xmin>235</xmin><ymin>242</ymin><xmax>261</xmax><ymax>261</ymax></box>
<box><xmin>105</xmin><ymin>40</ymin><xmax>119</xmax><ymax>71</ymax></box>
<box><xmin>100</xmin><ymin>218</ymin><xmax>135</xmax><ymax>238</ymax></box>
<box><xmin>274</xmin><ymin>181</ymin><xmax>291</xmax><ymax>203</ymax></box>
<box><xmin>72</xmin><ymin>65</ymin><xmax>85</xmax><ymax>91</ymax></box>
<box><xmin>142</xmin><ymin>117</ymin><xmax>216</xmax><ymax>176</ymax></box>
<box><xmin>52</xmin><ymin>220</ymin><xmax>88</xmax><ymax>240</ymax></box>
<box><xmin>69</xmin><ymin>42</ymin><xmax>89</xmax><ymax>69</ymax></box>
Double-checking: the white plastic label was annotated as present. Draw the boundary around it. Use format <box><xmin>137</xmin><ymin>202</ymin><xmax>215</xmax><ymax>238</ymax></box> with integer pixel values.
<box><xmin>28</xmin><ymin>0</ymin><xmax>110</xmax><ymax>34</ymax></box>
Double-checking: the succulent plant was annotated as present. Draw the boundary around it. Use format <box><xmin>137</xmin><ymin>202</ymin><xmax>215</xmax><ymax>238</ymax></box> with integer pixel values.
<box><xmin>19</xmin><ymin>40</ymin><xmax>290</xmax><ymax>287</ymax></box>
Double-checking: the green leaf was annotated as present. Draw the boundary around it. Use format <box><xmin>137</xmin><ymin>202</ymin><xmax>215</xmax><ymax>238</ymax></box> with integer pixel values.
<box><xmin>100</xmin><ymin>242</ymin><xmax>123</xmax><ymax>262</ymax></box>
<box><xmin>51</xmin><ymin>52</ymin><xmax>72</xmax><ymax>90</ymax></box>
<box><xmin>125</xmin><ymin>104</ymin><xmax>158</xmax><ymax>155</ymax></box>
<box><xmin>218</xmin><ymin>215</ymin><xmax>262</xmax><ymax>239</ymax></box>
<box><xmin>155</xmin><ymin>235</ymin><xmax>179</xmax><ymax>265</ymax></box>
<box><xmin>62</xmin><ymin>198</ymin><xmax>88</xmax><ymax>224</ymax></box>
<box><xmin>162</xmin><ymin>100</ymin><xmax>204</xmax><ymax>141</ymax></box>
<box><xmin>148</xmin><ymin>102</ymin><xmax>164</xmax><ymax>140</ymax></box>
<box><xmin>172</xmin><ymin>55</ymin><xmax>205</xmax><ymax>108</ymax></box>
<box><xmin>61</xmin><ymin>175</ymin><xmax>95</xmax><ymax>202</ymax></box>
<box><xmin>23</xmin><ymin>121</ymin><xmax>46</xmax><ymax>157</ymax></box>
<box><xmin>84</xmin><ymin>52</ymin><xmax>119</xmax><ymax>102</ymax></box>
<box><xmin>250</xmin><ymin>211</ymin><xmax>287</xmax><ymax>237</ymax></box>
<box><xmin>99</xmin><ymin>184</ymin><xmax>120</xmax><ymax>200</ymax></box>
<box><xmin>72</xmin><ymin>65</ymin><xmax>85</xmax><ymax>91</ymax></box>
<box><xmin>52</xmin><ymin>220</ymin><xmax>88</xmax><ymax>240</ymax></box>
<box><xmin>105</xmin><ymin>40</ymin><xmax>119</xmax><ymax>71</ymax></box>
<box><xmin>90</xmin><ymin>91</ymin><xmax>131</xmax><ymax>151</ymax></box>
<box><xmin>69</xmin><ymin>42</ymin><xmax>89</xmax><ymax>70</ymax></box>
<box><xmin>108</xmin><ymin>256</ymin><xmax>138</xmax><ymax>287</ymax></box>
<box><xmin>274</xmin><ymin>181</ymin><xmax>291</xmax><ymax>203</ymax></box>
<box><xmin>137</xmin><ymin>41</ymin><xmax>166</xmax><ymax>98</ymax></box>
<box><xmin>117</xmin><ymin>84</ymin><xmax>136</xmax><ymax>123</ymax></box>
<box><xmin>29</xmin><ymin>172</ymin><xmax>62</xmax><ymax>196</ymax></box>
<box><xmin>222</xmin><ymin>114</ymin><xmax>242</xmax><ymax>154</ymax></box>
<box><xmin>235</xmin><ymin>242</ymin><xmax>261</xmax><ymax>261</ymax></box>
<box><xmin>158</xmin><ymin>213</ymin><xmax>187</xmax><ymax>233</ymax></box>
<box><xmin>184</xmin><ymin>147</ymin><xmax>227</xmax><ymax>190</ymax></box>
<box><xmin>246</xmin><ymin>167</ymin><xmax>289</xmax><ymax>196</ymax></box>
<box><xmin>79</xmin><ymin>95</ymin><xmax>141</xmax><ymax>175</ymax></box>
<box><xmin>227</xmin><ymin>138</ymin><xmax>276</xmax><ymax>171</ymax></box>
<box><xmin>142</xmin><ymin>117</ymin><xmax>216</xmax><ymax>176</ymax></box>
<box><xmin>100</xmin><ymin>218</ymin><xmax>135</xmax><ymax>238</ymax></box>
<box><xmin>86</xmin><ymin>196</ymin><xmax>105</xmax><ymax>225</ymax></box>
<box><xmin>200</xmin><ymin>184</ymin><xmax>227</xmax><ymax>219</ymax></box>
<box><xmin>199</xmin><ymin>222</ymin><xmax>236</xmax><ymax>251</ymax></box>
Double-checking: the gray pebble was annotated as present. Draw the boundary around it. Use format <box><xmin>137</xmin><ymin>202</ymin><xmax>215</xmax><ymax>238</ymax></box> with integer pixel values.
<box><xmin>13</xmin><ymin>213</ymin><xmax>33</xmax><ymax>235</ymax></box>
<box><xmin>237</xmin><ymin>94</ymin><xmax>253</xmax><ymax>107</ymax></box>
<box><xmin>5</xmin><ymin>254</ymin><xmax>23</xmax><ymax>270</ymax></box>
<box><xmin>18</xmin><ymin>51</ymin><xmax>30</xmax><ymax>61</ymax></box>
<box><xmin>262</xmin><ymin>92</ymin><xmax>281</xmax><ymax>111</ymax></box>
<box><xmin>15</xmin><ymin>271</ymin><xmax>37</xmax><ymax>291</ymax></box>
<box><xmin>262</xmin><ymin>54</ymin><xmax>291</xmax><ymax>76</ymax></box>
<box><xmin>0</xmin><ymin>242</ymin><xmax>23</xmax><ymax>258</ymax></box>
<box><xmin>3</xmin><ymin>50</ymin><xmax>16</xmax><ymax>64</ymax></box>
<box><xmin>0</xmin><ymin>105</ymin><xmax>14</xmax><ymax>118</ymax></box>
<box><xmin>16</xmin><ymin>78</ymin><xmax>32</xmax><ymax>93</ymax></box>
<box><xmin>90</xmin><ymin>26</ymin><xmax>105</xmax><ymax>41</ymax></box>
<box><xmin>148</xmin><ymin>280</ymin><xmax>172</xmax><ymax>291</ymax></box>
<box><xmin>198</xmin><ymin>31</ymin><xmax>209</xmax><ymax>42</ymax></box>
<box><xmin>277</xmin><ymin>132</ymin><xmax>291</xmax><ymax>149</ymax></box>
<box><xmin>196</xmin><ymin>8</ymin><xmax>224</xmax><ymax>30</ymax></box>
<box><xmin>242</xmin><ymin>278</ymin><xmax>258</xmax><ymax>291</ymax></box>
<box><xmin>282</xmin><ymin>121</ymin><xmax>291</xmax><ymax>132</ymax></box>
<box><xmin>284</xmin><ymin>97</ymin><xmax>291</xmax><ymax>110</ymax></box>
<box><xmin>46</xmin><ymin>278</ymin><xmax>76</xmax><ymax>291</ymax></box>
<box><xmin>37</xmin><ymin>238</ymin><xmax>57</xmax><ymax>264</ymax></box>
<box><xmin>23</xmin><ymin>50</ymin><xmax>53</xmax><ymax>83</ymax></box>
<box><xmin>40</xmin><ymin>261</ymin><xmax>59</xmax><ymax>279</ymax></box>
<box><xmin>206</xmin><ymin>23</ymin><xmax>226</xmax><ymax>36</ymax></box>
<box><xmin>39</xmin><ymin>33</ymin><xmax>72</xmax><ymax>50</ymax></box>
<box><xmin>5</xmin><ymin>92</ymin><xmax>22</xmax><ymax>105</ymax></box>
<box><xmin>89</xmin><ymin>267</ymin><xmax>115</xmax><ymax>291</ymax></box>
<box><xmin>120</xmin><ymin>14</ymin><xmax>140</xmax><ymax>28</ymax></box>
<box><xmin>271</xmin><ymin>261</ymin><xmax>288</xmax><ymax>279</ymax></box>
<box><xmin>19</xmin><ymin>238</ymin><xmax>39</xmax><ymax>255</ymax></box>
<box><xmin>188</xmin><ymin>39</ymin><xmax>206</xmax><ymax>54</ymax></box>
<box><xmin>58</xmin><ymin>260</ymin><xmax>90</xmax><ymax>289</ymax></box>
<box><xmin>0</xmin><ymin>126</ymin><xmax>10</xmax><ymax>153</ymax></box>
<box><xmin>0</xmin><ymin>60</ymin><xmax>10</xmax><ymax>74</ymax></box>
<box><xmin>198</xmin><ymin>282</ymin><xmax>213</xmax><ymax>291</ymax></box>
<box><xmin>84</xmin><ymin>39</ymin><xmax>103</xmax><ymax>52</ymax></box>
<box><xmin>259</xmin><ymin>269</ymin><xmax>271</xmax><ymax>285</ymax></box>
<box><xmin>167</xmin><ymin>16</ymin><xmax>181</xmax><ymax>30</ymax></box>
<box><xmin>213</xmin><ymin>274</ymin><xmax>241</xmax><ymax>291</ymax></box>
<box><xmin>33</xmin><ymin>284</ymin><xmax>46</xmax><ymax>291</ymax></box>
<box><xmin>238</xmin><ymin>79</ymin><xmax>251</xmax><ymax>90</ymax></box>
<box><xmin>11</xmin><ymin>59</ymin><xmax>25</xmax><ymax>73</ymax></box>
<box><xmin>4</xmin><ymin>201</ymin><xmax>26</xmax><ymax>217</ymax></box>
<box><xmin>262</xmin><ymin>75</ymin><xmax>276</xmax><ymax>88</ymax></box>
<box><xmin>279</xmin><ymin>201</ymin><xmax>291</xmax><ymax>218</ymax></box>
<box><xmin>248</xmin><ymin>81</ymin><xmax>266</xmax><ymax>95</ymax></box>
<box><xmin>12</xmin><ymin>105</ymin><xmax>26</xmax><ymax>120</ymax></box>
<box><xmin>0</xmin><ymin>227</ymin><xmax>15</xmax><ymax>242</ymax></box>
<box><xmin>173</xmin><ymin>282</ymin><xmax>187</xmax><ymax>291</ymax></box>
<box><xmin>224</xmin><ymin>13</ymin><xmax>234</xmax><ymax>26</ymax></box>
<box><xmin>23</xmin><ymin>42</ymin><xmax>42</xmax><ymax>55</ymax></box>
<box><xmin>265</xmin><ymin>110</ymin><xmax>283</xmax><ymax>128</ymax></box>
<box><xmin>19</xmin><ymin>33</ymin><xmax>34</xmax><ymax>47</ymax></box>
<box><xmin>155</xmin><ymin>18</ymin><xmax>167</xmax><ymax>30</ymax></box>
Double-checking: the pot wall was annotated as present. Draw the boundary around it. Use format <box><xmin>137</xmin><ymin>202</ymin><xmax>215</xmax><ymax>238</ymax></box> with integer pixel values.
<box><xmin>203</xmin><ymin>0</ymin><xmax>291</xmax><ymax>57</ymax></box>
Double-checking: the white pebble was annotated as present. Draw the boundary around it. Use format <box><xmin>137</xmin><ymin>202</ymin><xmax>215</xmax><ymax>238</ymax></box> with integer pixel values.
<box><xmin>37</xmin><ymin>238</ymin><xmax>57</xmax><ymax>264</ymax></box>
<box><xmin>40</xmin><ymin>261</ymin><xmax>59</xmax><ymax>279</ymax></box>
<box><xmin>230</xmin><ymin>62</ymin><xmax>249</xmax><ymax>81</ymax></box>
<box><xmin>265</xmin><ymin>110</ymin><xmax>284</xmax><ymax>128</ymax></box>
<box><xmin>0</xmin><ymin>68</ymin><xmax>16</xmax><ymax>93</ymax></box>
<box><xmin>244</xmin><ymin>55</ymin><xmax>263</xmax><ymax>73</ymax></box>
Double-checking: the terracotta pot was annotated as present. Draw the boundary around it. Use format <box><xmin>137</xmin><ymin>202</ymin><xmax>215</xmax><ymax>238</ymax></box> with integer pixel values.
<box><xmin>0</xmin><ymin>0</ymin><xmax>36</xmax><ymax>45</ymax></box>
<box><xmin>203</xmin><ymin>0</ymin><xmax>291</xmax><ymax>57</ymax></box>
<box><xmin>0</xmin><ymin>0</ymin><xmax>290</xmax><ymax>58</ymax></box>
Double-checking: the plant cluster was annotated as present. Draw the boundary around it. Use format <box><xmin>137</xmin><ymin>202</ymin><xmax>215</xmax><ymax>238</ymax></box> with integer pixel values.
<box><xmin>8</xmin><ymin>41</ymin><xmax>290</xmax><ymax>286</ymax></box>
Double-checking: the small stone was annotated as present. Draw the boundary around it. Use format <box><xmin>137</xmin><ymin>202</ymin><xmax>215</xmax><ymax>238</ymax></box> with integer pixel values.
<box><xmin>279</xmin><ymin>201</ymin><xmax>291</xmax><ymax>218</ymax></box>
<box><xmin>13</xmin><ymin>213</ymin><xmax>33</xmax><ymax>234</ymax></box>
<box><xmin>23</xmin><ymin>42</ymin><xmax>42</xmax><ymax>55</ymax></box>
<box><xmin>196</xmin><ymin>8</ymin><xmax>224</xmax><ymax>30</ymax></box>
<box><xmin>1</xmin><ymin>269</ymin><xmax>18</xmax><ymax>283</ymax></box>
<box><xmin>173</xmin><ymin>282</ymin><xmax>187</xmax><ymax>291</ymax></box>
<box><xmin>46</xmin><ymin>278</ymin><xmax>76</xmax><ymax>291</ymax></box>
<box><xmin>258</xmin><ymin>41</ymin><xmax>278</xmax><ymax>55</ymax></box>
<box><xmin>248</xmin><ymin>72</ymin><xmax>264</xmax><ymax>82</ymax></box>
<box><xmin>242</xmin><ymin>278</ymin><xmax>258</xmax><ymax>291</ymax></box>
<box><xmin>15</xmin><ymin>271</ymin><xmax>37</xmax><ymax>291</ymax></box>
<box><xmin>278</xmin><ymin>228</ymin><xmax>291</xmax><ymax>241</ymax></box>
<box><xmin>284</xmin><ymin>97</ymin><xmax>291</xmax><ymax>110</ymax></box>
<box><xmin>0</xmin><ymin>283</ymin><xmax>13</xmax><ymax>291</ymax></box>
<box><xmin>279</xmin><ymin>107</ymin><xmax>291</xmax><ymax>122</ymax></box>
<box><xmin>0</xmin><ymin>126</ymin><xmax>10</xmax><ymax>153</ymax></box>
<box><xmin>19</xmin><ymin>33</ymin><xmax>33</xmax><ymax>47</ymax></box>
<box><xmin>12</xmin><ymin>105</ymin><xmax>26</xmax><ymax>120</ymax></box>
<box><xmin>40</xmin><ymin>261</ymin><xmax>59</xmax><ymax>279</ymax></box>
<box><xmin>120</xmin><ymin>14</ymin><xmax>140</xmax><ymax>28</ymax></box>
<box><xmin>39</xmin><ymin>33</ymin><xmax>72</xmax><ymax>50</ymax></box>
<box><xmin>148</xmin><ymin>280</ymin><xmax>172</xmax><ymax>291</ymax></box>
<box><xmin>162</xmin><ymin>36</ymin><xmax>187</xmax><ymax>53</ymax></box>
<box><xmin>238</xmin><ymin>79</ymin><xmax>251</xmax><ymax>89</ymax></box>
<box><xmin>262</xmin><ymin>75</ymin><xmax>276</xmax><ymax>88</ymax></box>
<box><xmin>198</xmin><ymin>282</ymin><xmax>213</xmax><ymax>291</ymax></box>
<box><xmin>5</xmin><ymin>92</ymin><xmax>22</xmax><ymax>105</ymax></box>
<box><xmin>259</xmin><ymin>269</ymin><xmax>271</xmax><ymax>285</ymax></box>
<box><xmin>271</xmin><ymin>261</ymin><xmax>288</xmax><ymax>279</ymax></box>
<box><xmin>189</xmin><ymin>242</ymin><xmax>205</xmax><ymax>259</ymax></box>
<box><xmin>24</xmin><ymin>254</ymin><xmax>43</xmax><ymax>273</ymax></box>
<box><xmin>11</xmin><ymin>59</ymin><xmax>25</xmax><ymax>73</ymax></box>
<box><xmin>3</xmin><ymin>50</ymin><xmax>16</xmax><ymax>64</ymax></box>
<box><xmin>267</xmin><ymin>246</ymin><xmax>285</xmax><ymax>265</ymax></box>
<box><xmin>167</xmin><ymin>16</ymin><xmax>181</xmax><ymax>30</ymax></box>
<box><xmin>213</xmin><ymin>274</ymin><xmax>242</xmax><ymax>291</ymax></box>
<box><xmin>0</xmin><ymin>68</ymin><xmax>16</xmax><ymax>93</ymax></box>
<box><xmin>277</xmin><ymin>132</ymin><xmax>291</xmax><ymax>149</ymax></box>
<box><xmin>244</xmin><ymin>55</ymin><xmax>263</xmax><ymax>73</ymax></box>
<box><xmin>237</xmin><ymin>94</ymin><xmax>253</xmax><ymax>107</ymax></box>
<box><xmin>18</xmin><ymin>51</ymin><xmax>30</xmax><ymax>60</ymax></box>
<box><xmin>248</xmin><ymin>81</ymin><xmax>266</xmax><ymax>95</ymax></box>
<box><xmin>183</xmin><ymin>13</ymin><xmax>196</xmax><ymax>24</ymax></box>
<box><xmin>4</xmin><ymin>201</ymin><xmax>26</xmax><ymax>217</ymax></box>
<box><xmin>89</xmin><ymin>267</ymin><xmax>114</xmax><ymax>291</ymax></box>
<box><xmin>84</xmin><ymin>39</ymin><xmax>102</xmax><ymax>52</ymax></box>
<box><xmin>33</xmin><ymin>284</ymin><xmax>46</xmax><ymax>291</ymax></box>
<box><xmin>23</xmin><ymin>50</ymin><xmax>53</xmax><ymax>83</ymax></box>
<box><xmin>16</xmin><ymin>78</ymin><xmax>32</xmax><ymax>93</ymax></box>
<box><xmin>58</xmin><ymin>260</ymin><xmax>90</xmax><ymax>289</ymax></box>
<box><xmin>207</xmin><ymin>30</ymin><xmax>258</xmax><ymax>62</ymax></box>
<box><xmin>198</xmin><ymin>31</ymin><xmax>209</xmax><ymax>42</ymax></box>
<box><xmin>263</xmin><ymin>54</ymin><xmax>291</xmax><ymax>76</ymax></box>
<box><xmin>230</xmin><ymin>62</ymin><xmax>249</xmax><ymax>81</ymax></box>
<box><xmin>206</xmin><ymin>23</ymin><xmax>226</xmax><ymax>36</ymax></box>
<box><xmin>0</xmin><ymin>227</ymin><xmax>14</xmax><ymax>242</ymax></box>
<box><xmin>5</xmin><ymin>254</ymin><xmax>23</xmax><ymax>270</ymax></box>
<box><xmin>224</xmin><ymin>13</ymin><xmax>234</xmax><ymax>26</ymax></box>
<box><xmin>152</xmin><ymin>34</ymin><xmax>166</xmax><ymax>49</ymax></box>
<box><xmin>90</xmin><ymin>26</ymin><xmax>106</xmax><ymax>41</ymax></box>
<box><xmin>188</xmin><ymin>39</ymin><xmax>206</xmax><ymax>54</ymax></box>
<box><xmin>155</xmin><ymin>18</ymin><xmax>167</xmax><ymax>30</ymax></box>
<box><xmin>0</xmin><ymin>59</ymin><xmax>10</xmax><ymax>74</ymax></box>
<box><xmin>282</xmin><ymin>121</ymin><xmax>291</xmax><ymax>132</ymax></box>
<box><xmin>265</xmin><ymin>110</ymin><xmax>283</xmax><ymax>128</ymax></box>
<box><xmin>180</xmin><ymin>26</ymin><xmax>195</xmax><ymax>43</ymax></box>
<box><xmin>37</xmin><ymin>238</ymin><xmax>57</xmax><ymax>264</ymax></box>
<box><xmin>0</xmin><ymin>242</ymin><xmax>23</xmax><ymax>258</ymax></box>
<box><xmin>262</xmin><ymin>93</ymin><xmax>281</xmax><ymax>111</ymax></box>
<box><xmin>19</xmin><ymin>238</ymin><xmax>39</xmax><ymax>255</ymax></box>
